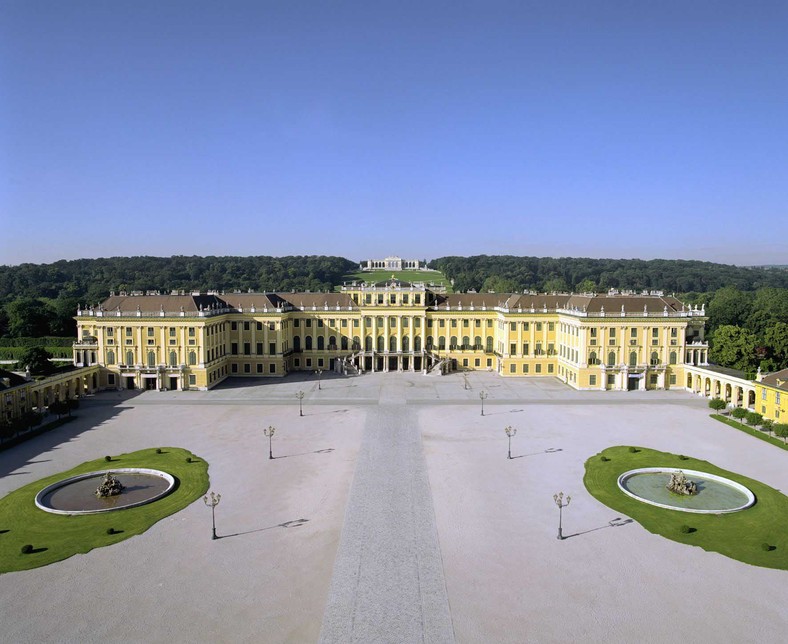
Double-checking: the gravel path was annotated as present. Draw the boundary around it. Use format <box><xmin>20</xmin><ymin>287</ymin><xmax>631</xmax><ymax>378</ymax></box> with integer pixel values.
<box><xmin>319</xmin><ymin>404</ymin><xmax>455</xmax><ymax>643</ymax></box>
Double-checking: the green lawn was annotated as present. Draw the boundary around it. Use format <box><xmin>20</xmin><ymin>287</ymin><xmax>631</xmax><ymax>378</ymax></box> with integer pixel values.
<box><xmin>337</xmin><ymin>269</ymin><xmax>453</xmax><ymax>292</ymax></box>
<box><xmin>584</xmin><ymin>446</ymin><xmax>787</xmax><ymax>570</ymax></box>
<box><xmin>710</xmin><ymin>414</ymin><xmax>788</xmax><ymax>451</ymax></box>
<box><xmin>0</xmin><ymin>447</ymin><xmax>209</xmax><ymax>573</ymax></box>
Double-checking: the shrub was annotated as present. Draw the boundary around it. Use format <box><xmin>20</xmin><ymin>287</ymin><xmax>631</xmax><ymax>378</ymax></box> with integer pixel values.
<box><xmin>678</xmin><ymin>455</ymin><xmax>689</xmax><ymax>460</ymax></box>
<box><xmin>708</xmin><ymin>398</ymin><xmax>727</xmax><ymax>411</ymax></box>
<box><xmin>155</xmin><ymin>448</ymin><xmax>162</xmax><ymax>454</ymax></box>
<box><xmin>186</xmin><ymin>456</ymin><xmax>192</xmax><ymax>463</ymax></box>
<box><xmin>731</xmin><ymin>407</ymin><xmax>747</xmax><ymax>420</ymax></box>
<box><xmin>745</xmin><ymin>411</ymin><xmax>763</xmax><ymax>427</ymax></box>
<box><xmin>106</xmin><ymin>527</ymin><xmax>115</xmax><ymax>535</ymax></box>
<box><xmin>761</xmin><ymin>419</ymin><xmax>774</xmax><ymax>434</ymax></box>
<box><xmin>628</xmin><ymin>447</ymin><xmax>638</xmax><ymax>453</ymax></box>
<box><xmin>680</xmin><ymin>525</ymin><xmax>694</xmax><ymax>534</ymax></box>
<box><xmin>762</xmin><ymin>543</ymin><xmax>774</xmax><ymax>552</ymax></box>
<box><xmin>20</xmin><ymin>544</ymin><xmax>33</xmax><ymax>554</ymax></box>
<box><xmin>774</xmin><ymin>424</ymin><xmax>788</xmax><ymax>444</ymax></box>
<box><xmin>104</xmin><ymin>455</ymin><xmax>112</xmax><ymax>462</ymax></box>
<box><xmin>600</xmin><ymin>456</ymin><xmax>610</xmax><ymax>462</ymax></box>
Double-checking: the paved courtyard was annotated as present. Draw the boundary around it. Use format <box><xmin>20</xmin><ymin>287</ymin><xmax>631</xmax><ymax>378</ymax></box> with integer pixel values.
<box><xmin>0</xmin><ymin>372</ymin><xmax>786</xmax><ymax>643</ymax></box>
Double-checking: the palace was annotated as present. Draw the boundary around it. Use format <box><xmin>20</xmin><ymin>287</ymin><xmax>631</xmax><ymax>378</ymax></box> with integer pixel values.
<box><xmin>71</xmin><ymin>279</ymin><xmax>710</xmax><ymax>393</ymax></box>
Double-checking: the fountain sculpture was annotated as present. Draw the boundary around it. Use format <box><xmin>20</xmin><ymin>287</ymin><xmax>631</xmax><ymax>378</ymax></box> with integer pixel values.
<box><xmin>666</xmin><ymin>470</ymin><xmax>697</xmax><ymax>496</ymax></box>
<box><xmin>96</xmin><ymin>472</ymin><xmax>124</xmax><ymax>498</ymax></box>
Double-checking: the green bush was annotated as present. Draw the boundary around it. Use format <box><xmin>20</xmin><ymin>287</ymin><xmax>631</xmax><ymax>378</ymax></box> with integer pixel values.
<box><xmin>680</xmin><ymin>525</ymin><xmax>693</xmax><ymax>534</ymax></box>
<box><xmin>186</xmin><ymin>456</ymin><xmax>192</xmax><ymax>463</ymax></box>
<box><xmin>155</xmin><ymin>448</ymin><xmax>162</xmax><ymax>454</ymax></box>
<box><xmin>679</xmin><ymin>455</ymin><xmax>689</xmax><ymax>460</ymax></box>
<box><xmin>106</xmin><ymin>528</ymin><xmax>115</xmax><ymax>535</ymax></box>
<box><xmin>600</xmin><ymin>456</ymin><xmax>610</xmax><ymax>462</ymax></box>
<box><xmin>731</xmin><ymin>407</ymin><xmax>747</xmax><ymax>420</ymax></box>
<box><xmin>20</xmin><ymin>544</ymin><xmax>33</xmax><ymax>554</ymax></box>
<box><xmin>708</xmin><ymin>398</ymin><xmax>727</xmax><ymax>412</ymax></box>
<box><xmin>104</xmin><ymin>455</ymin><xmax>112</xmax><ymax>462</ymax></box>
<box><xmin>762</xmin><ymin>543</ymin><xmax>774</xmax><ymax>552</ymax></box>
<box><xmin>628</xmin><ymin>447</ymin><xmax>638</xmax><ymax>453</ymax></box>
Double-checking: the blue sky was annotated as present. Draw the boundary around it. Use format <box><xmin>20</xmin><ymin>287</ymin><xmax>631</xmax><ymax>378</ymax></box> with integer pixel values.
<box><xmin>1</xmin><ymin>1</ymin><xmax>786</xmax><ymax>266</ymax></box>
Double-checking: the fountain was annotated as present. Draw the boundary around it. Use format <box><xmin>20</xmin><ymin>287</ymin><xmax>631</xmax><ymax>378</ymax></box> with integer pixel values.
<box><xmin>36</xmin><ymin>468</ymin><xmax>176</xmax><ymax>515</ymax></box>
<box><xmin>617</xmin><ymin>467</ymin><xmax>755</xmax><ymax>514</ymax></box>
<box><xmin>95</xmin><ymin>472</ymin><xmax>124</xmax><ymax>498</ymax></box>
<box><xmin>666</xmin><ymin>471</ymin><xmax>697</xmax><ymax>496</ymax></box>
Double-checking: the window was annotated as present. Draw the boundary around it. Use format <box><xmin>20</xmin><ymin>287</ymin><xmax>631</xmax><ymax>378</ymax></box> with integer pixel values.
<box><xmin>590</xmin><ymin>328</ymin><xmax>597</xmax><ymax>337</ymax></box>
<box><xmin>548</xmin><ymin>364</ymin><xmax>554</xmax><ymax>373</ymax></box>
<box><xmin>189</xmin><ymin>375</ymin><xmax>196</xmax><ymax>386</ymax></box>
<box><xmin>188</xmin><ymin>327</ymin><xmax>195</xmax><ymax>337</ymax></box>
<box><xmin>232</xmin><ymin>363</ymin><xmax>238</xmax><ymax>373</ymax></box>
<box><xmin>652</xmin><ymin>328</ymin><xmax>658</xmax><ymax>338</ymax></box>
<box><xmin>510</xmin><ymin>364</ymin><xmax>516</xmax><ymax>373</ymax></box>
<box><xmin>548</xmin><ymin>322</ymin><xmax>554</xmax><ymax>331</ymax></box>
<box><xmin>147</xmin><ymin>351</ymin><xmax>156</xmax><ymax>367</ymax></box>
<box><xmin>629</xmin><ymin>351</ymin><xmax>637</xmax><ymax>367</ymax></box>
<box><xmin>669</xmin><ymin>351</ymin><xmax>677</xmax><ymax>365</ymax></box>
<box><xmin>257</xmin><ymin>322</ymin><xmax>263</xmax><ymax>331</ymax></box>
<box><xmin>231</xmin><ymin>322</ymin><xmax>237</xmax><ymax>331</ymax></box>
<box><xmin>257</xmin><ymin>342</ymin><xmax>263</xmax><ymax>355</ymax></box>
<box><xmin>535</xmin><ymin>364</ymin><xmax>542</xmax><ymax>373</ymax></box>
<box><xmin>305</xmin><ymin>337</ymin><xmax>313</xmax><ymax>350</ymax></box>
<box><xmin>126</xmin><ymin>328</ymin><xmax>132</xmax><ymax>337</ymax></box>
<box><xmin>269</xmin><ymin>364</ymin><xmax>276</xmax><ymax>374</ymax></box>
<box><xmin>169</xmin><ymin>351</ymin><xmax>178</xmax><ymax>366</ymax></box>
<box><xmin>244</xmin><ymin>363</ymin><xmax>251</xmax><ymax>373</ymax></box>
<box><xmin>669</xmin><ymin>374</ymin><xmax>676</xmax><ymax>385</ymax></box>
<box><xmin>536</xmin><ymin>322</ymin><xmax>543</xmax><ymax>332</ymax></box>
<box><xmin>650</xmin><ymin>352</ymin><xmax>659</xmax><ymax>366</ymax></box>
<box><xmin>510</xmin><ymin>343</ymin><xmax>517</xmax><ymax>355</ymax></box>
<box><xmin>169</xmin><ymin>328</ymin><xmax>176</xmax><ymax>337</ymax></box>
<box><xmin>318</xmin><ymin>319</ymin><xmax>324</xmax><ymax>328</ymax></box>
<box><xmin>126</xmin><ymin>350</ymin><xmax>134</xmax><ymax>365</ymax></box>
<box><xmin>522</xmin><ymin>343</ymin><xmax>529</xmax><ymax>355</ymax></box>
<box><xmin>608</xmin><ymin>374</ymin><xmax>615</xmax><ymax>385</ymax></box>
<box><xmin>189</xmin><ymin>351</ymin><xmax>196</xmax><ymax>366</ymax></box>
<box><xmin>486</xmin><ymin>336</ymin><xmax>493</xmax><ymax>352</ymax></box>
<box><xmin>306</xmin><ymin>319</ymin><xmax>312</xmax><ymax>328</ymax></box>
<box><xmin>475</xmin><ymin>358</ymin><xmax>481</xmax><ymax>367</ymax></box>
<box><xmin>589</xmin><ymin>351</ymin><xmax>597</xmax><ymax>365</ymax></box>
<box><xmin>257</xmin><ymin>363</ymin><xmax>263</xmax><ymax>373</ymax></box>
<box><xmin>244</xmin><ymin>342</ymin><xmax>251</xmax><ymax>355</ymax></box>
<box><xmin>147</xmin><ymin>327</ymin><xmax>154</xmax><ymax>337</ymax></box>
<box><xmin>231</xmin><ymin>342</ymin><xmax>238</xmax><ymax>355</ymax></box>
<box><xmin>318</xmin><ymin>336</ymin><xmax>325</xmax><ymax>350</ymax></box>
<box><xmin>607</xmin><ymin>351</ymin><xmax>616</xmax><ymax>367</ymax></box>
<box><xmin>535</xmin><ymin>343</ymin><xmax>543</xmax><ymax>356</ymax></box>
<box><xmin>650</xmin><ymin>374</ymin><xmax>658</xmax><ymax>385</ymax></box>
<box><xmin>590</xmin><ymin>375</ymin><xmax>596</xmax><ymax>386</ymax></box>
<box><xmin>510</xmin><ymin>322</ymin><xmax>516</xmax><ymax>331</ymax></box>
<box><xmin>107</xmin><ymin>350</ymin><xmax>115</xmax><ymax>365</ymax></box>
<box><xmin>630</xmin><ymin>327</ymin><xmax>637</xmax><ymax>338</ymax></box>
<box><xmin>244</xmin><ymin>322</ymin><xmax>250</xmax><ymax>331</ymax></box>
<box><xmin>609</xmin><ymin>328</ymin><xmax>616</xmax><ymax>338</ymax></box>
<box><xmin>294</xmin><ymin>319</ymin><xmax>300</xmax><ymax>327</ymax></box>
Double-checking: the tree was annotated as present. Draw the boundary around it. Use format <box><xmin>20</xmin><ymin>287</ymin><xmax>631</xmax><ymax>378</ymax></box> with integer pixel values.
<box><xmin>707</xmin><ymin>287</ymin><xmax>754</xmax><ymax>332</ymax></box>
<box><xmin>773</xmin><ymin>423</ymin><xmax>788</xmax><ymax>443</ymax></box>
<box><xmin>761</xmin><ymin>419</ymin><xmax>774</xmax><ymax>435</ymax></box>
<box><xmin>763</xmin><ymin>322</ymin><xmax>788</xmax><ymax>371</ymax></box>
<box><xmin>48</xmin><ymin>399</ymin><xmax>68</xmax><ymax>418</ymax></box>
<box><xmin>708</xmin><ymin>398</ymin><xmax>727</xmax><ymax>412</ymax></box>
<box><xmin>745</xmin><ymin>411</ymin><xmax>763</xmax><ymax>426</ymax></box>
<box><xmin>710</xmin><ymin>325</ymin><xmax>757</xmax><ymax>372</ymax></box>
<box><xmin>15</xmin><ymin>346</ymin><xmax>55</xmax><ymax>375</ymax></box>
<box><xmin>731</xmin><ymin>407</ymin><xmax>747</xmax><ymax>420</ymax></box>
<box><xmin>542</xmin><ymin>276</ymin><xmax>570</xmax><ymax>293</ymax></box>
<box><xmin>481</xmin><ymin>275</ymin><xmax>519</xmax><ymax>293</ymax></box>
<box><xmin>575</xmin><ymin>278</ymin><xmax>597</xmax><ymax>293</ymax></box>
<box><xmin>5</xmin><ymin>298</ymin><xmax>52</xmax><ymax>337</ymax></box>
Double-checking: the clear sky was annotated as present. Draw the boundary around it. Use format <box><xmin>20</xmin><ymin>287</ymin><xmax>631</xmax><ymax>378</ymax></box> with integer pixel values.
<box><xmin>1</xmin><ymin>1</ymin><xmax>786</xmax><ymax>266</ymax></box>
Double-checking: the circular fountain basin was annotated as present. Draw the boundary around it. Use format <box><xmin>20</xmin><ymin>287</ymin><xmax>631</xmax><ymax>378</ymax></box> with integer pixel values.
<box><xmin>35</xmin><ymin>468</ymin><xmax>176</xmax><ymax>515</ymax></box>
<box><xmin>617</xmin><ymin>468</ymin><xmax>755</xmax><ymax>514</ymax></box>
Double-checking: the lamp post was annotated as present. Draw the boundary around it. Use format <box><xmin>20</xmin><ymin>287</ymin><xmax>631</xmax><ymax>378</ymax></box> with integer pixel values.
<box><xmin>504</xmin><ymin>425</ymin><xmax>517</xmax><ymax>459</ymax></box>
<box><xmin>479</xmin><ymin>390</ymin><xmax>488</xmax><ymax>416</ymax></box>
<box><xmin>296</xmin><ymin>390</ymin><xmax>304</xmax><ymax>416</ymax></box>
<box><xmin>553</xmin><ymin>492</ymin><xmax>571</xmax><ymax>540</ymax></box>
<box><xmin>315</xmin><ymin>369</ymin><xmax>323</xmax><ymax>390</ymax></box>
<box><xmin>263</xmin><ymin>425</ymin><xmax>276</xmax><ymax>460</ymax></box>
<box><xmin>203</xmin><ymin>491</ymin><xmax>221</xmax><ymax>540</ymax></box>
<box><xmin>463</xmin><ymin>371</ymin><xmax>469</xmax><ymax>390</ymax></box>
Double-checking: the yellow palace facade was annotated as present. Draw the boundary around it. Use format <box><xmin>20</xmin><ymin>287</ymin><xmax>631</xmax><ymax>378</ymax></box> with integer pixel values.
<box><xmin>72</xmin><ymin>279</ymin><xmax>709</xmax><ymax>393</ymax></box>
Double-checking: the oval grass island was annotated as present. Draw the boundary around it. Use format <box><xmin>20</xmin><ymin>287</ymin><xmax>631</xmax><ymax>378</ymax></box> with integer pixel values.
<box><xmin>584</xmin><ymin>446</ymin><xmax>787</xmax><ymax>570</ymax></box>
<box><xmin>0</xmin><ymin>448</ymin><xmax>209</xmax><ymax>573</ymax></box>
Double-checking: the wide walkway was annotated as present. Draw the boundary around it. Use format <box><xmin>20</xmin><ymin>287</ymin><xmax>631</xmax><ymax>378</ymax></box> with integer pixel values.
<box><xmin>319</xmin><ymin>406</ymin><xmax>454</xmax><ymax>643</ymax></box>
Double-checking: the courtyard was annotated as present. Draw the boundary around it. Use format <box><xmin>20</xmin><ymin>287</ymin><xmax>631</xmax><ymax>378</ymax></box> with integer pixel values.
<box><xmin>0</xmin><ymin>372</ymin><xmax>786</xmax><ymax>643</ymax></box>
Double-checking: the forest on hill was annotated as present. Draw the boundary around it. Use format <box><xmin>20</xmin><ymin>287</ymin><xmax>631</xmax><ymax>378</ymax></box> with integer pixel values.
<box><xmin>0</xmin><ymin>254</ymin><xmax>785</xmax><ymax>373</ymax></box>
<box><xmin>428</xmin><ymin>255</ymin><xmax>788</xmax><ymax>294</ymax></box>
